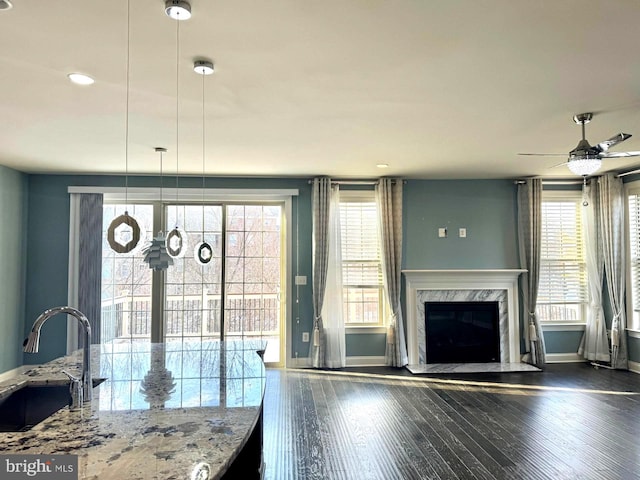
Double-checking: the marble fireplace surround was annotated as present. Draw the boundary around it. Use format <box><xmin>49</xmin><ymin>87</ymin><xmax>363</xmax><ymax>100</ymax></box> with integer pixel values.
<box><xmin>403</xmin><ymin>270</ymin><xmax>526</xmax><ymax>365</ymax></box>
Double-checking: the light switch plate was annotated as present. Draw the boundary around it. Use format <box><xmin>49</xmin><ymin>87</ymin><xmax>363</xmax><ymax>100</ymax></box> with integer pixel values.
<box><xmin>438</xmin><ymin>228</ymin><xmax>447</xmax><ymax>238</ymax></box>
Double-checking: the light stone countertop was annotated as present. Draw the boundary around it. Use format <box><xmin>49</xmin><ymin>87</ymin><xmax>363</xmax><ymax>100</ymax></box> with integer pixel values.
<box><xmin>0</xmin><ymin>340</ymin><xmax>266</xmax><ymax>480</ymax></box>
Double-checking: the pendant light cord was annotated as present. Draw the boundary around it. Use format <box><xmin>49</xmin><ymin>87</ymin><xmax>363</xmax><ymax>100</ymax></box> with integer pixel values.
<box><xmin>124</xmin><ymin>0</ymin><xmax>131</xmax><ymax>211</ymax></box>
<box><xmin>175</xmin><ymin>17</ymin><xmax>180</xmax><ymax>228</ymax></box>
<box><xmin>201</xmin><ymin>70</ymin><xmax>206</xmax><ymax>233</ymax></box>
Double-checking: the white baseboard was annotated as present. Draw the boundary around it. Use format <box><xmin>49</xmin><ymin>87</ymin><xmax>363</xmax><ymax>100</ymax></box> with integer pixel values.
<box><xmin>629</xmin><ymin>361</ymin><xmax>640</xmax><ymax>374</ymax></box>
<box><xmin>286</xmin><ymin>356</ymin><xmax>386</xmax><ymax>368</ymax></box>
<box><xmin>345</xmin><ymin>356</ymin><xmax>386</xmax><ymax>367</ymax></box>
<box><xmin>545</xmin><ymin>353</ymin><xmax>584</xmax><ymax>363</ymax></box>
<box><xmin>288</xmin><ymin>356</ymin><xmax>311</xmax><ymax>369</ymax></box>
<box><xmin>0</xmin><ymin>365</ymin><xmax>29</xmax><ymax>383</ymax></box>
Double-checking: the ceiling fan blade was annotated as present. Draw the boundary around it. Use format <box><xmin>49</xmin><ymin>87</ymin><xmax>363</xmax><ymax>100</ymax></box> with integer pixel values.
<box><xmin>550</xmin><ymin>161</ymin><xmax>569</xmax><ymax>169</ymax></box>
<box><xmin>517</xmin><ymin>153</ymin><xmax>567</xmax><ymax>157</ymax></box>
<box><xmin>596</xmin><ymin>133</ymin><xmax>632</xmax><ymax>152</ymax></box>
<box><xmin>601</xmin><ymin>150</ymin><xmax>640</xmax><ymax>158</ymax></box>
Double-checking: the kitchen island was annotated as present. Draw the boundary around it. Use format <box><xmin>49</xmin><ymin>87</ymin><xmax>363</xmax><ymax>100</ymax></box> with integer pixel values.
<box><xmin>0</xmin><ymin>340</ymin><xmax>266</xmax><ymax>479</ymax></box>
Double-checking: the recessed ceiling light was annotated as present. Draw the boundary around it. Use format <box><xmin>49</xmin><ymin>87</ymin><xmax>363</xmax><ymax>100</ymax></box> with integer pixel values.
<box><xmin>165</xmin><ymin>0</ymin><xmax>191</xmax><ymax>20</ymax></box>
<box><xmin>377</xmin><ymin>163</ymin><xmax>389</xmax><ymax>169</ymax></box>
<box><xmin>193</xmin><ymin>60</ymin><xmax>214</xmax><ymax>75</ymax></box>
<box><xmin>67</xmin><ymin>73</ymin><xmax>95</xmax><ymax>85</ymax></box>
<box><xmin>0</xmin><ymin>1</ymin><xmax>13</xmax><ymax>11</ymax></box>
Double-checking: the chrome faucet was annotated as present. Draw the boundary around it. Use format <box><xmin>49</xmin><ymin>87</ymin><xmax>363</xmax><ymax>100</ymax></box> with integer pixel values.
<box><xmin>24</xmin><ymin>306</ymin><xmax>93</xmax><ymax>403</ymax></box>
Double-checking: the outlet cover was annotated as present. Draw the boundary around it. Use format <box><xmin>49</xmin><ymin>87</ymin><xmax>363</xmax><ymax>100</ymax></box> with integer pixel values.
<box><xmin>438</xmin><ymin>227</ymin><xmax>447</xmax><ymax>238</ymax></box>
<box><xmin>302</xmin><ymin>332</ymin><xmax>310</xmax><ymax>342</ymax></box>
<box><xmin>295</xmin><ymin>275</ymin><xmax>307</xmax><ymax>285</ymax></box>
<box><xmin>459</xmin><ymin>228</ymin><xmax>467</xmax><ymax>238</ymax></box>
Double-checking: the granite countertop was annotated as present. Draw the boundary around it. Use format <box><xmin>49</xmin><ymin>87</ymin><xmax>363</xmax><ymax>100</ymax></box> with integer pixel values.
<box><xmin>0</xmin><ymin>340</ymin><xmax>266</xmax><ymax>480</ymax></box>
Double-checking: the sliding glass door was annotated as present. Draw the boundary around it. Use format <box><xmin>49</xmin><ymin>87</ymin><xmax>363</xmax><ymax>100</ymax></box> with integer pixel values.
<box><xmin>100</xmin><ymin>202</ymin><xmax>284</xmax><ymax>365</ymax></box>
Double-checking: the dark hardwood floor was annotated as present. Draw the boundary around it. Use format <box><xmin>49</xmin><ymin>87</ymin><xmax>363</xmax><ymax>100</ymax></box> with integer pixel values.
<box><xmin>262</xmin><ymin>364</ymin><xmax>640</xmax><ymax>480</ymax></box>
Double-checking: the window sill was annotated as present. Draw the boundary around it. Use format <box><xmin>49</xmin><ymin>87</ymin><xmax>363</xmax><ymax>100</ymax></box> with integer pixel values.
<box><xmin>345</xmin><ymin>326</ymin><xmax>387</xmax><ymax>335</ymax></box>
<box><xmin>627</xmin><ymin>329</ymin><xmax>640</xmax><ymax>339</ymax></box>
<box><xmin>541</xmin><ymin>323</ymin><xmax>586</xmax><ymax>332</ymax></box>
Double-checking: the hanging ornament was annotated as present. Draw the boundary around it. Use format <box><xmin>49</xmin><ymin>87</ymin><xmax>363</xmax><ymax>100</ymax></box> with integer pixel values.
<box><xmin>193</xmin><ymin>59</ymin><xmax>214</xmax><ymax>266</ymax></box>
<box><xmin>194</xmin><ymin>241</ymin><xmax>213</xmax><ymax>265</ymax></box>
<box><xmin>107</xmin><ymin>212</ymin><xmax>141</xmax><ymax>253</ymax></box>
<box><xmin>166</xmin><ymin>226</ymin><xmax>187</xmax><ymax>258</ymax></box>
<box><xmin>142</xmin><ymin>232</ymin><xmax>174</xmax><ymax>271</ymax></box>
<box><xmin>108</xmin><ymin>0</ymin><xmax>140</xmax><ymax>254</ymax></box>
<box><xmin>165</xmin><ymin>4</ymin><xmax>188</xmax><ymax>259</ymax></box>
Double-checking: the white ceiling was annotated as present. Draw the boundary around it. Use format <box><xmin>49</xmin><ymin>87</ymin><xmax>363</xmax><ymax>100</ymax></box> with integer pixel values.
<box><xmin>2</xmin><ymin>0</ymin><xmax>640</xmax><ymax>179</ymax></box>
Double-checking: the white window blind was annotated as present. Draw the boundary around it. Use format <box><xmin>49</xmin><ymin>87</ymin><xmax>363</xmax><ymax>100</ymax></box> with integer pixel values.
<box><xmin>628</xmin><ymin>193</ymin><xmax>640</xmax><ymax>315</ymax></box>
<box><xmin>537</xmin><ymin>194</ymin><xmax>587</xmax><ymax>322</ymax></box>
<box><xmin>339</xmin><ymin>193</ymin><xmax>383</xmax><ymax>325</ymax></box>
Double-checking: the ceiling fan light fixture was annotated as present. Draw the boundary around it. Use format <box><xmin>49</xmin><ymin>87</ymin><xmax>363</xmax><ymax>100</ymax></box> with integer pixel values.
<box><xmin>567</xmin><ymin>155</ymin><xmax>602</xmax><ymax>176</ymax></box>
<box><xmin>165</xmin><ymin>0</ymin><xmax>191</xmax><ymax>20</ymax></box>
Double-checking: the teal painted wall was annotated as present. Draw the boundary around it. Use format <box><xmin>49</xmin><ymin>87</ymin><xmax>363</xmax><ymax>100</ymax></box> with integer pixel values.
<box><xmin>543</xmin><ymin>331</ymin><xmax>583</xmax><ymax>354</ymax></box>
<box><xmin>24</xmin><ymin>174</ymin><xmax>314</xmax><ymax>364</ymax></box>
<box><xmin>21</xmin><ymin>174</ymin><xmax>598</xmax><ymax>364</ymax></box>
<box><xmin>346</xmin><ymin>333</ymin><xmax>387</xmax><ymax>357</ymax></box>
<box><xmin>542</xmin><ymin>330</ymin><xmax>584</xmax><ymax>357</ymax></box>
<box><xmin>628</xmin><ymin>336</ymin><xmax>640</xmax><ymax>363</ymax></box>
<box><xmin>404</xmin><ymin>180</ymin><xmax>519</xmax><ymax>269</ymax></box>
<box><xmin>0</xmin><ymin>166</ymin><xmax>28</xmax><ymax>374</ymax></box>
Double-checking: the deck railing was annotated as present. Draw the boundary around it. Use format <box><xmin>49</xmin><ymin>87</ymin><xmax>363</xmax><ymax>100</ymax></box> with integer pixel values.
<box><xmin>101</xmin><ymin>293</ymin><xmax>279</xmax><ymax>342</ymax></box>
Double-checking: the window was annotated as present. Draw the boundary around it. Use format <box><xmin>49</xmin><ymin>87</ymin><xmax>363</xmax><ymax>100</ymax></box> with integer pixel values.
<box><xmin>536</xmin><ymin>191</ymin><xmax>587</xmax><ymax>322</ymax></box>
<box><xmin>339</xmin><ymin>191</ymin><xmax>384</xmax><ymax>325</ymax></box>
<box><xmin>627</xmin><ymin>188</ymin><xmax>640</xmax><ymax>330</ymax></box>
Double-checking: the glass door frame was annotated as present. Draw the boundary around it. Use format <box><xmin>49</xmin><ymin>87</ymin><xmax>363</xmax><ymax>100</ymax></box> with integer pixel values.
<box><xmin>68</xmin><ymin>186</ymin><xmax>296</xmax><ymax>369</ymax></box>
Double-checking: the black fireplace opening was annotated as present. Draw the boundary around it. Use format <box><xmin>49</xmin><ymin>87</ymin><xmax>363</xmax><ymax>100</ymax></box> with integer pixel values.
<box><xmin>425</xmin><ymin>301</ymin><xmax>500</xmax><ymax>363</ymax></box>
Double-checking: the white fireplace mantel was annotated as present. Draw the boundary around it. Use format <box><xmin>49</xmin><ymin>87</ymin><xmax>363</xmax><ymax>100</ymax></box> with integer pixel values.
<box><xmin>402</xmin><ymin>269</ymin><xmax>526</xmax><ymax>365</ymax></box>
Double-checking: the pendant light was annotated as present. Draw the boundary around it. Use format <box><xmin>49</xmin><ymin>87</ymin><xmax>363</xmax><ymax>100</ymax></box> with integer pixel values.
<box><xmin>193</xmin><ymin>60</ymin><xmax>214</xmax><ymax>265</ymax></box>
<box><xmin>165</xmin><ymin>0</ymin><xmax>191</xmax><ymax>20</ymax></box>
<box><xmin>142</xmin><ymin>148</ymin><xmax>174</xmax><ymax>271</ymax></box>
<box><xmin>165</xmin><ymin>0</ymin><xmax>189</xmax><ymax>259</ymax></box>
<box><xmin>107</xmin><ymin>0</ymin><xmax>141</xmax><ymax>254</ymax></box>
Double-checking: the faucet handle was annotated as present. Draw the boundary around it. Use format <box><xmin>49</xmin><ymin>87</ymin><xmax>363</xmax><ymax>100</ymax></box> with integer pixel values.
<box><xmin>62</xmin><ymin>370</ymin><xmax>83</xmax><ymax>410</ymax></box>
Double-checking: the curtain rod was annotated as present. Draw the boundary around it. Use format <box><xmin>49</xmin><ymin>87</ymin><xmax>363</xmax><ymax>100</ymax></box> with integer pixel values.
<box><xmin>513</xmin><ymin>179</ymin><xmax>583</xmax><ymax>185</ymax></box>
<box><xmin>307</xmin><ymin>179</ymin><xmax>404</xmax><ymax>185</ymax></box>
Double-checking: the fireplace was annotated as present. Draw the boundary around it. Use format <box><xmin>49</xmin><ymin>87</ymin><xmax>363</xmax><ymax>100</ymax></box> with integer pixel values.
<box><xmin>403</xmin><ymin>269</ymin><xmax>525</xmax><ymax>365</ymax></box>
<box><xmin>425</xmin><ymin>301</ymin><xmax>500</xmax><ymax>363</ymax></box>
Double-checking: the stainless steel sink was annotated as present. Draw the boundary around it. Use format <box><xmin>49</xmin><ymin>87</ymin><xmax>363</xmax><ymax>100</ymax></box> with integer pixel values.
<box><xmin>0</xmin><ymin>378</ymin><xmax>106</xmax><ymax>432</ymax></box>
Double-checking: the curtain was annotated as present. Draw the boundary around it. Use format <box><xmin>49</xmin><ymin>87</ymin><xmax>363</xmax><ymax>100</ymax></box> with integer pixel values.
<box><xmin>377</xmin><ymin>178</ymin><xmax>408</xmax><ymax>367</ymax></box>
<box><xmin>578</xmin><ymin>180</ymin><xmax>610</xmax><ymax>362</ymax></box>
<box><xmin>78</xmin><ymin>193</ymin><xmax>103</xmax><ymax>345</ymax></box>
<box><xmin>598</xmin><ymin>174</ymin><xmax>628</xmax><ymax>369</ymax></box>
<box><xmin>321</xmin><ymin>185</ymin><xmax>346</xmax><ymax>368</ymax></box>
<box><xmin>517</xmin><ymin>179</ymin><xmax>546</xmax><ymax>367</ymax></box>
<box><xmin>311</xmin><ymin>177</ymin><xmax>332</xmax><ymax>368</ymax></box>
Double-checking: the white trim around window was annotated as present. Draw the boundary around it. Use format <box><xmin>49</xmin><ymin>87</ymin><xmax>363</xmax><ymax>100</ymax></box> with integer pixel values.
<box><xmin>625</xmin><ymin>180</ymin><xmax>640</xmax><ymax>331</ymax></box>
<box><xmin>68</xmin><ymin>186</ymin><xmax>299</xmax><ymax>202</ymax></box>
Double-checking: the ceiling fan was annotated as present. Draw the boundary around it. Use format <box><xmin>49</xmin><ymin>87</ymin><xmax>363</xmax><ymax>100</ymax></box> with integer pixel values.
<box><xmin>518</xmin><ymin>113</ymin><xmax>640</xmax><ymax>176</ymax></box>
